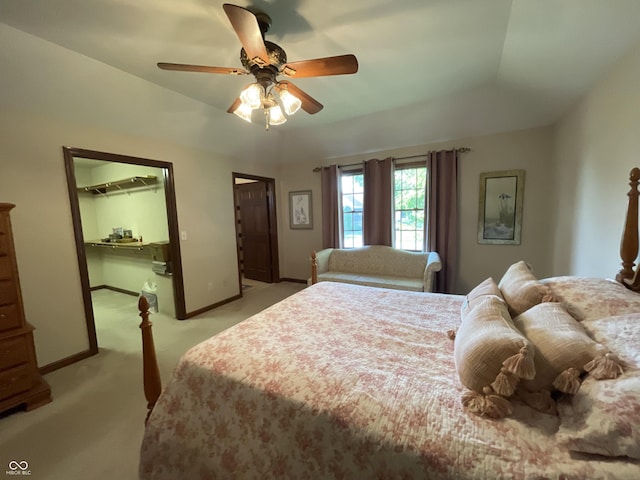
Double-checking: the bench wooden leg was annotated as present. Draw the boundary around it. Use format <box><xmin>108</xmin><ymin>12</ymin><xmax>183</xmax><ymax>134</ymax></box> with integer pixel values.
<box><xmin>311</xmin><ymin>251</ymin><xmax>318</xmax><ymax>285</ymax></box>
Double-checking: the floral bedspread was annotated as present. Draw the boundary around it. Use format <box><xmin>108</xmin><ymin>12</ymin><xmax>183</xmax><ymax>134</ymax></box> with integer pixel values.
<box><xmin>139</xmin><ymin>282</ymin><xmax>639</xmax><ymax>479</ymax></box>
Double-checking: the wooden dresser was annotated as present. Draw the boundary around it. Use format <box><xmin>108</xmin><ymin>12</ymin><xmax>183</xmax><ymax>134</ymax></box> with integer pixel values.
<box><xmin>0</xmin><ymin>203</ymin><xmax>51</xmax><ymax>413</ymax></box>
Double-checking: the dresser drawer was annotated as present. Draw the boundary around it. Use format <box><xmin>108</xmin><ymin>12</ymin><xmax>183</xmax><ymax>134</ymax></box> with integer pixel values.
<box><xmin>0</xmin><ymin>256</ymin><xmax>12</xmax><ymax>281</ymax></box>
<box><xmin>0</xmin><ymin>304</ymin><xmax>21</xmax><ymax>331</ymax></box>
<box><xmin>0</xmin><ymin>232</ymin><xmax>9</xmax><ymax>257</ymax></box>
<box><xmin>0</xmin><ymin>335</ymin><xmax>28</xmax><ymax>370</ymax></box>
<box><xmin>0</xmin><ymin>363</ymin><xmax>33</xmax><ymax>400</ymax></box>
<box><xmin>0</xmin><ymin>280</ymin><xmax>17</xmax><ymax>306</ymax></box>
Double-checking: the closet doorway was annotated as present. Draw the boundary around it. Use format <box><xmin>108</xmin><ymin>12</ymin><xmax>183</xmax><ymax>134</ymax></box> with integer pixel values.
<box><xmin>233</xmin><ymin>173</ymin><xmax>279</xmax><ymax>286</ymax></box>
<box><xmin>63</xmin><ymin>147</ymin><xmax>186</xmax><ymax>361</ymax></box>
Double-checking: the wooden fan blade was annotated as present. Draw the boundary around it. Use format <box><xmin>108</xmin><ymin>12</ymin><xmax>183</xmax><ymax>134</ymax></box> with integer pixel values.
<box><xmin>281</xmin><ymin>54</ymin><xmax>358</xmax><ymax>78</ymax></box>
<box><xmin>278</xmin><ymin>81</ymin><xmax>323</xmax><ymax>114</ymax></box>
<box><xmin>227</xmin><ymin>97</ymin><xmax>242</xmax><ymax>114</ymax></box>
<box><xmin>223</xmin><ymin>4</ymin><xmax>269</xmax><ymax>64</ymax></box>
<box><xmin>157</xmin><ymin>62</ymin><xmax>249</xmax><ymax>75</ymax></box>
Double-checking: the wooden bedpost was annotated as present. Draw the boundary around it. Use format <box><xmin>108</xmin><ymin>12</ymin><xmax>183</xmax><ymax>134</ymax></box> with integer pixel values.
<box><xmin>617</xmin><ymin>167</ymin><xmax>640</xmax><ymax>290</ymax></box>
<box><xmin>311</xmin><ymin>251</ymin><xmax>318</xmax><ymax>285</ymax></box>
<box><xmin>139</xmin><ymin>295</ymin><xmax>162</xmax><ymax>423</ymax></box>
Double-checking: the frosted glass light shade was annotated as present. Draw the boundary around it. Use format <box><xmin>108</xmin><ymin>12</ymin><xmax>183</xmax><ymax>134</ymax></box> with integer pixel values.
<box><xmin>233</xmin><ymin>103</ymin><xmax>253</xmax><ymax>122</ymax></box>
<box><xmin>239</xmin><ymin>84</ymin><xmax>262</xmax><ymax>109</ymax></box>
<box><xmin>268</xmin><ymin>105</ymin><xmax>287</xmax><ymax>125</ymax></box>
<box><xmin>279</xmin><ymin>90</ymin><xmax>302</xmax><ymax>116</ymax></box>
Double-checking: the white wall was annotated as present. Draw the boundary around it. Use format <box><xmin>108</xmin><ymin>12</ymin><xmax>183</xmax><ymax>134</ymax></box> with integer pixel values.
<box><xmin>552</xmin><ymin>39</ymin><xmax>640</xmax><ymax>277</ymax></box>
<box><xmin>277</xmin><ymin>126</ymin><xmax>555</xmax><ymax>293</ymax></box>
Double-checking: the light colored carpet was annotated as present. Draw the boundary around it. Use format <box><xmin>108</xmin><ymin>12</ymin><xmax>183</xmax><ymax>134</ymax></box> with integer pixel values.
<box><xmin>0</xmin><ymin>280</ymin><xmax>305</xmax><ymax>480</ymax></box>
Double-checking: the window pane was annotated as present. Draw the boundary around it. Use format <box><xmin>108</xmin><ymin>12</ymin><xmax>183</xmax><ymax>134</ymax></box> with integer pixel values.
<box><xmin>406</xmin><ymin>194</ymin><xmax>417</xmax><ymax>210</ymax></box>
<box><xmin>394</xmin><ymin>190</ymin><xmax>403</xmax><ymax>210</ymax></box>
<box><xmin>352</xmin><ymin>211</ymin><xmax>363</xmax><ymax>231</ymax></box>
<box><xmin>353</xmin><ymin>175</ymin><xmax>364</xmax><ymax>193</ymax></box>
<box><xmin>343</xmin><ymin>194</ymin><xmax>354</xmax><ymax>213</ymax></box>
<box><xmin>393</xmin><ymin>166</ymin><xmax>427</xmax><ymax>251</ymax></box>
<box><xmin>342</xmin><ymin>176</ymin><xmax>354</xmax><ymax>194</ymax></box>
<box><xmin>341</xmin><ymin>172</ymin><xmax>364</xmax><ymax>249</ymax></box>
<box><xmin>353</xmin><ymin>233</ymin><xmax>363</xmax><ymax>248</ymax></box>
<box><xmin>343</xmin><ymin>211</ymin><xmax>353</xmax><ymax>231</ymax></box>
<box><xmin>405</xmin><ymin>169</ymin><xmax>416</xmax><ymax>187</ymax></box>
<box><xmin>394</xmin><ymin>174</ymin><xmax>403</xmax><ymax>192</ymax></box>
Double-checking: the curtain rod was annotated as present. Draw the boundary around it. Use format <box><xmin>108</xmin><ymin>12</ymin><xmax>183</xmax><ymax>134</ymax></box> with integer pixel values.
<box><xmin>312</xmin><ymin>147</ymin><xmax>470</xmax><ymax>172</ymax></box>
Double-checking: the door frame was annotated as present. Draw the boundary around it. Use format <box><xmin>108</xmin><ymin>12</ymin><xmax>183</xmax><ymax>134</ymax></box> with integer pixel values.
<box><xmin>63</xmin><ymin>147</ymin><xmax>187</xmax><ymax>362</ymax></box>
<box><xmin>232</xmin><ymin>172</ymin><xmax>280</xmax><ymax>291</ymax></box>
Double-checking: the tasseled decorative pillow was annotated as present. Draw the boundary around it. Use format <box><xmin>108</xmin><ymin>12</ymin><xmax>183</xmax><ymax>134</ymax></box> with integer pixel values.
<box><xmin>454</xmin><ymin>295</ymin><xmax>536</xmax><ymax>419</ymax></box>
<box><xmin>513</xmin><ymin>302</ymin><xmax>624</xmax><ymax>414</ymax></box>
<box><xmin>498</xmin><ymin>261</ymin><xmax>552</xmax><ymax>317</ymax></box>
<box><xmin>460</xmin><ymin>277</ymin><xmax>504</xmax><ymax>319</ymax></box>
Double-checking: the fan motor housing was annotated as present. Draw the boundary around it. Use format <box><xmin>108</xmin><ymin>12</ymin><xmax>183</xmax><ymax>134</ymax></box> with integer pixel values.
<box><xmin>240</xmin><ymin>41</ymin><xmax>287</xmax><ymax>70</ymax></box>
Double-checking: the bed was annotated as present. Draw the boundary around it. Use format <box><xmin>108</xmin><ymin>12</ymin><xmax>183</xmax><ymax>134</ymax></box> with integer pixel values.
<box><xmin>138</xmin><ymin>168</ymin><xmax>640</xmax><ymax>479</ymax></box>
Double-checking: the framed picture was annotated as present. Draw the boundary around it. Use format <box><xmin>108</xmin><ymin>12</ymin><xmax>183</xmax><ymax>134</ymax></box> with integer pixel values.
<box><xmin>289</xmin><ymin>190</ymin><xmax>313</xmax><ymax>229</ymax></box>
<box><xmin>477</xmin><ymin>170</ymin><xmax>525</xmax><ymax>245</ymax></box>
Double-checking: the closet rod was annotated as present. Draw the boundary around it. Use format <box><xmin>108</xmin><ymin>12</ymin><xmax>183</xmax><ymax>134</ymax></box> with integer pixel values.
<box><xmin>312</xmin><ymin>147</ymin><xmax>470</xmax><ymax>172</ymax></box>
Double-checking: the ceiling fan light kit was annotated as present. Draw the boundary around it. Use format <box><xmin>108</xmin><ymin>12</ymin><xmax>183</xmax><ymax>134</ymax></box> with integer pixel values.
<box><xmin>232</xmin><ymin>81</ymin><xmax>303</xmax><ymax>129</ymax></box>
<box><xmin>157</xmin><ymin>3</ymin><xmax>358</xmax><ymax>129</ymax></box>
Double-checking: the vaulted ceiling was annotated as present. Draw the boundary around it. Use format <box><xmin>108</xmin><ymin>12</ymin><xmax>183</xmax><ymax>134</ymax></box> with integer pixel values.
<box><xmin>2</xmin><ymin>0</ymin><xmax>640</xmax><ymax>162</ymax></box>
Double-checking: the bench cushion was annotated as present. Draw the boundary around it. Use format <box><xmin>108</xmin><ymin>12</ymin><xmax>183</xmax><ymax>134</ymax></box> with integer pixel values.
<box><xmin>317</xmin><ymin>272</ymin><xmax>424</xmax><ymax>292</ymax></box>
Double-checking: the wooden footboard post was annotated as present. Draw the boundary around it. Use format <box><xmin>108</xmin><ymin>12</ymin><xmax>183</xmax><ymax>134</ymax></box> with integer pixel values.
<box><xmin>311</xmin><ymin>251</ymin><xmax>318</xmax><ymax>285</ymax></box>
<box><xmin>617</xmin><ymin>167</ymin><xmax>640</xmax><ymax>289</ymax></box>
<box><xmin>139</xmin><ymin>295</ymin><xmax>162</xmax><ymax>424</ymax></box>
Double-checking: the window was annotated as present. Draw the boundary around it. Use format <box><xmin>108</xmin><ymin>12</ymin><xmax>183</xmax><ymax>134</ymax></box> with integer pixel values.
<box><xmin>338</xmin><ymin>164</ymin><xmax>427</xmax><ymax>250</ymax></box>
<box><xmin>341</xmin><ymin>172</ymin><xmax>364</xmax><ymax>248</ymax></box>
<box><xmin>394</xmin><ymin>166</ymin><xmax>427</xmax><ymax>251</ymax></box>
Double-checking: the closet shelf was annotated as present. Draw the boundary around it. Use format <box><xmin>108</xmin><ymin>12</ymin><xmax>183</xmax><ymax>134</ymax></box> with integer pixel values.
<box><xmin>77</xmin><ymin>176</ymin><xmax>158</xmax><ymax>195</ymax></box>
<box><xmin>85</xmin><ymin>240</ymin><xmax>149</xmax><ymax>251</ymax></box>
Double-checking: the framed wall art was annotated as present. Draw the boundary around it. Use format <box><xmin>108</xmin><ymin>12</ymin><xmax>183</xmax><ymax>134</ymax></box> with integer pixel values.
<box><xmin>289</xmin><ymin>190</ymin><xmax>313</xmax><ymax>229</ymax></box>
<box><xmin>477</xmin><ymin>170</ymin><xmax>525</xmax><ymax>245</ymax></box>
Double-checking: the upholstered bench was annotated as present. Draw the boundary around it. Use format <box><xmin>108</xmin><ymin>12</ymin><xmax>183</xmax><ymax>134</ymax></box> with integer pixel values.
<box><xmin>308</xmin><ymin>245</ymin><xmax>442</xmax><ymax>292</ymax></box>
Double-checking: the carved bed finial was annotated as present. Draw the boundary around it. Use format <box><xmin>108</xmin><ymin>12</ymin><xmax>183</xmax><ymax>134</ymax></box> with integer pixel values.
<box><xmin>139</xmin><ymin>295</ymin><xmax>162</xmax><ymax>423</ymax></box>
<box><xmin>616</xmin><ymin>167</ymin><xmax>640</xmax><ymax>290</ymax></box>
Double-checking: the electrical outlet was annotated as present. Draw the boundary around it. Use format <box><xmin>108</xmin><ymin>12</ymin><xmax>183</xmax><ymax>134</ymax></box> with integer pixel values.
<box><xmin>207</xmin><ymin>282</ymin><xmax>214</xmax><ymax>291</ymax></box>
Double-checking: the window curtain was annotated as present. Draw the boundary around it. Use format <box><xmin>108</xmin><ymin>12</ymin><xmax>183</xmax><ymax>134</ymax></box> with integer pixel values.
<box><xmin>321</xmin><ymin>164</ymin><xmax>341</xmax><ymax>248</ymax></box>
<box><xmin>426</xmin><ymin>149</ymin><xmax>459</xmax><ymax>293</ymax></box>
<box><xmin>363</xmin><ymin>157</ymin><xmax>393</xmax><ymax>246</ymax></box>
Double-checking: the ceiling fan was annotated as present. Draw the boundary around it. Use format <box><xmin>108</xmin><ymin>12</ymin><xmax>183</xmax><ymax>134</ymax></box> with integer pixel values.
<box><xmin>157</xmin><ymin>3</ymin><xmax>359</xmax><ymax>128</ymax></box>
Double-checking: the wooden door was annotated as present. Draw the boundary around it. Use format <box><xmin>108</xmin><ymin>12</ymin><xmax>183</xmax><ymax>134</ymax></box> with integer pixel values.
<box><xmin>236</xmin><ymin>182</ymin><xmax>273</xmax><ymax>282</ymax></box>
